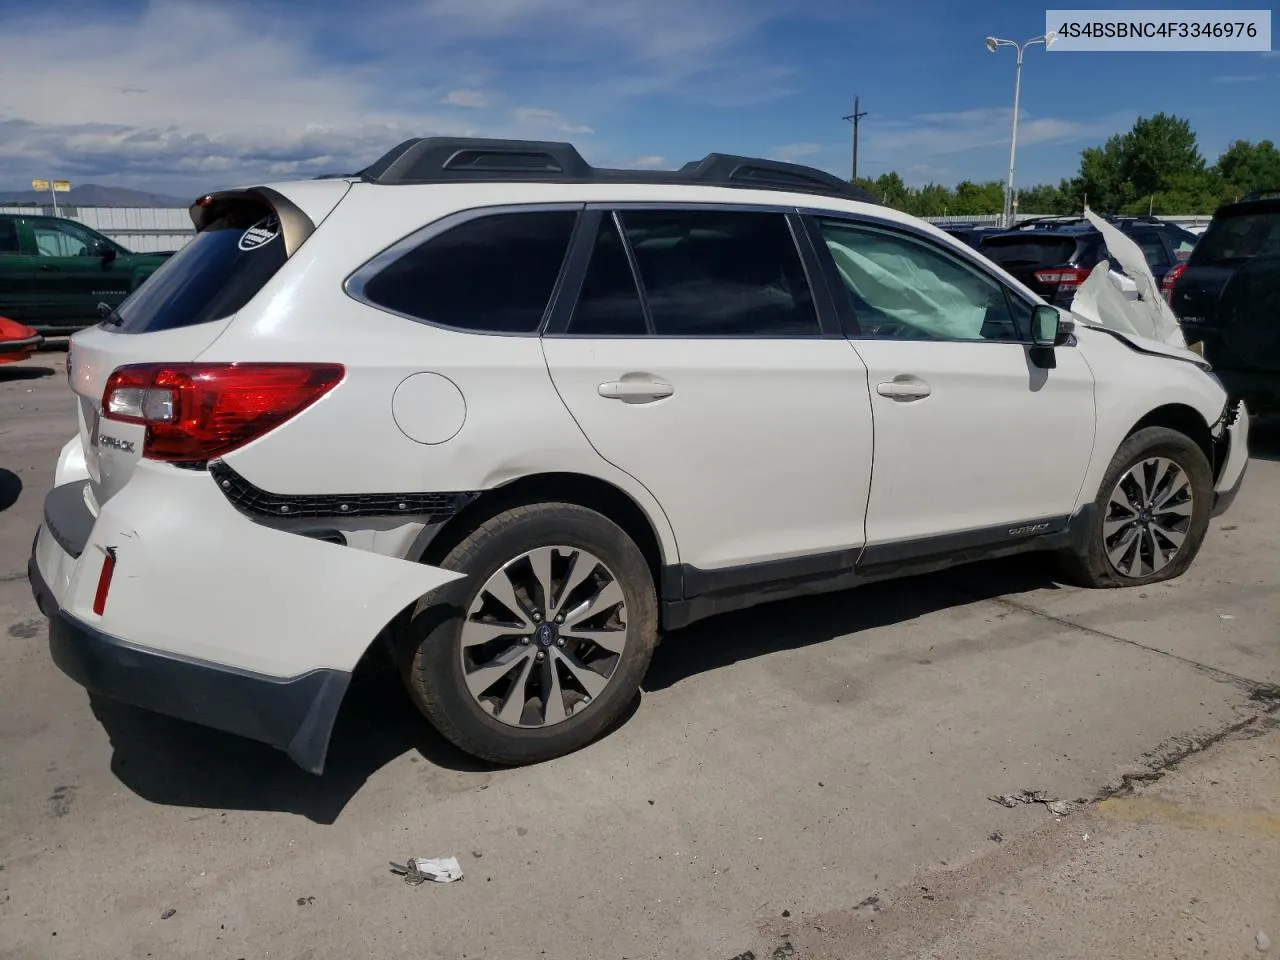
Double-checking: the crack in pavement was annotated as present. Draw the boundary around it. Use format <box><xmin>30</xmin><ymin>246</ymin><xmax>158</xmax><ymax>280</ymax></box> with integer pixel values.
<box><xmin>983</xmin><ymin>594</ymin><xmax>1280</xmax><ymax>700</ymax></box>
<box><xmin>0</xmin><ymin>571</ymin><xmax>29</xmax><ymax>583</ymax></box>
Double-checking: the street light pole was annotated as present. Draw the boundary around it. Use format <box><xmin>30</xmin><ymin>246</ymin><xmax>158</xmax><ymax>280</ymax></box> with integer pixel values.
<box><xmin>986</xmin><ymin>32</ymin><xmax>1056</xmax><ymax>227</ymax></box>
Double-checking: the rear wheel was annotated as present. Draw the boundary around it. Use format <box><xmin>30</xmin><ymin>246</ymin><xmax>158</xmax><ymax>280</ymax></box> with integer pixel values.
<box><xmin>1059</xmin><ymin>426</ymin><xmax>1212</xmax><ymax>588</ymax></box>
<box><xmin>400</xmin><ymin>502</ymin><xmax>658</xmax><ymax>764</ymax></box>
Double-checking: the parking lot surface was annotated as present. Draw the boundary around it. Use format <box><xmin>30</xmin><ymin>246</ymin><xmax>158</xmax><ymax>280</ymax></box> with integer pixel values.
<box><xmin>1</xmin><ymin>353</ymin><xmax>1276</xmax><ymax>959</ymax></box>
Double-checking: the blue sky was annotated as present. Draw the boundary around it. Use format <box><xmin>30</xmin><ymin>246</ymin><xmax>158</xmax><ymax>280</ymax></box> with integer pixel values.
<box><xmin>0</xmin><ymin>0</ymin><xmax>1276</xmax><ymax>198</ymax></box>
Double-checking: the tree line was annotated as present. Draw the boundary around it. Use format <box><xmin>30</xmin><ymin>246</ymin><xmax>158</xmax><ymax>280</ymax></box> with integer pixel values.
<box><xmin>853</xmin><ymin>113</ymin><xmax>1280</xmax><ymax>218</ymax></box>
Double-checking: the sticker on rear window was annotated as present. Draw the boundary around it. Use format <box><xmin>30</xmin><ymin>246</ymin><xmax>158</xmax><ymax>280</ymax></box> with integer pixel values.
<box><xmin>238</xmin><ymin>216</ymin><xmax>280</xmax><ymax>252</ymax></box>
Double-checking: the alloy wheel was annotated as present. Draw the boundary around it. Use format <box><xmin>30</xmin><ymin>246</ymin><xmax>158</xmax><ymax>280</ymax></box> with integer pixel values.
<box><xmin>459</xmin><ymin>546</ymin><xmax>629</xmax><ymax>728</ymax></box>
<box><xmin>1103</xmin><ymin>456</ymin><xmax>1194</xmax><ymax>578</ymax></box>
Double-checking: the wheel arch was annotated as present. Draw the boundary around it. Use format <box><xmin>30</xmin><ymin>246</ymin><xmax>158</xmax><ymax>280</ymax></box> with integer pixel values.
<box><xmin>412</xmin><ymin>472</ymin><xmax>674</xmax><ymax>596</ymax></box>
<box><xmin>1124</xmin><ymin>403</ymin><xmax>1216</xmax><ymax>477</ymax></box>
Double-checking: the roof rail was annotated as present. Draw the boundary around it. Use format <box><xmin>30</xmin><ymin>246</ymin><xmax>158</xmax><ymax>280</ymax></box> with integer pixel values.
<box><xmin>356</xmin><ymin>137</ymin><xmax>877</xmax><ymax>203</ymax></box>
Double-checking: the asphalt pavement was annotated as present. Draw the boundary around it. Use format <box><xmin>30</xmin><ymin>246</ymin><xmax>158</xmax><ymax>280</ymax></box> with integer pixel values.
<box><xmin>1</xmin><ymin>351</ymin><xmax>1276</xmax><ymax>960</ymax></box>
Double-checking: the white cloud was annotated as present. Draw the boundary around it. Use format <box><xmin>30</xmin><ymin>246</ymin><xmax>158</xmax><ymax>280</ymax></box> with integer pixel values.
<box><xmin>771</xmin><ymin>142</ymin><xmax>822</xmax><ymax>161</ymax></box>
<box><xmin>513</xmin><ymin>108</ymin><xmax>594</xmax><ymax>135</ymax></box>
<box><xmin>864</xmin><ymin>107</ymin><xmax>1124</xmax><ymax>164</ymax></box>
<box><xmin>1211</xmin><ymin>74</ymin><xmax>1266</xmax><ymax>83</ymax></box>
<box><xmin>4</xmin><ymin>0</ymin><xmax>780</xmax><ymax>194</ymax></box>
<box><xmin>628</xmin><ymin>156</ymin><xmax>668</xmax><ymax>168</ymax></box>
<box><xmin>441</xmin><ymin>89</ymin><xmax>492</xmax><ymax>108</ymax></box>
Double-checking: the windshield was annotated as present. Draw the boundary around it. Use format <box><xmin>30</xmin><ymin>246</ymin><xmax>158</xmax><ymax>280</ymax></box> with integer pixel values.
<box><xmin>107</xmin><ymin>203</ymin><xmax>288</xmax><ymax>334</ymax></box>
<box><xmin>1190</xmin><ymin>210</ymin><xmax>1280</xmax><ymax>266</ymax></box>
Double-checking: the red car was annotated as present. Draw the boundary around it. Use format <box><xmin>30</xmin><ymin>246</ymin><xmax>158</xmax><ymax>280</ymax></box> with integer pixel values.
<box><xmin>0</xmin><ymin>316</ymin><xmax>42</xmax><ymax>364</ymax></box>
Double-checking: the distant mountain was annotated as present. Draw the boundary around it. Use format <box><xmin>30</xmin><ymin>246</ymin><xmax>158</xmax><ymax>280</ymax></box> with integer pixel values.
<box><xmin>0</xmin><ymin>184</ymin><xmax>191</xmax><ymax>207</ymax></box>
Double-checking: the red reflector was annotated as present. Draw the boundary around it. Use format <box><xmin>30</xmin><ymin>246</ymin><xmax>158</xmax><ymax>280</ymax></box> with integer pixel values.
<box><xmin>101</xmin><ymin>363</ymin><xmax>344</xmax><ymax>463</ymax></box>
<box><xmin>93</xmin><ymin>547</ymin><xmax>117</xmax><ymax>616</ymax></box>
<box><xmin>1033</xmin><ymin>267</ymin><xmax>1089</xmax><ymax>287</ymax></box>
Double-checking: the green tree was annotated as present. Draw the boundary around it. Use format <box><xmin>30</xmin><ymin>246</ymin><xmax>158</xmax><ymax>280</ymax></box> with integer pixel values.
<box><xmin>1014</xmin><ymin>182</ymin><xmax>1068</xmax><ymax>215</ymax></box>
<box><xmin>873</xmin><ymin>171</ymin><xmax>909</xmax><ymax>208</ymax></box>
<box><xmin>1073</xmin><ymin>113</ymin><xmax>1207</xmax><ymax>213</ymax></box>
<box><xmin>1214</xmin><ymin>139</ymin><xmax>1280</xmax><ymax>198</ymax></box>
<box><xmin>951</xmin><ymin>180</ymin><xmax>1004</xmax><ymax>215</ymax></box>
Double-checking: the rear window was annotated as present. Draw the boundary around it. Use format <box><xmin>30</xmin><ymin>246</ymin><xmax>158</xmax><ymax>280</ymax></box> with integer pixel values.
<box><xmin>108</xmin><ymin>204</ymin><xmax>288</xmax><ymax>334</ymax></box>
<box><xmin>1191</xmin><ymin>210</ymin><xmax>1280</xmax><ymax>266</ymax></box>
<box><xmin>978</xmin><ymin>235</ymin><xmax>1080</xmax><ymax>269</ymax></box>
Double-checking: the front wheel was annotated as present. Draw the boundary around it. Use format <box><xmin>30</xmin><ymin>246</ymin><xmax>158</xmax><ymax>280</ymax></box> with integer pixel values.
<box><xmin>399</xmin><ymin>502</ymin><xmax>659</xmax><ymax>765</ymax></box>
<box><xmin>1059</xmin><ymin>426</ymin><xmax>1213</xmax><ymax>588</ymax></box>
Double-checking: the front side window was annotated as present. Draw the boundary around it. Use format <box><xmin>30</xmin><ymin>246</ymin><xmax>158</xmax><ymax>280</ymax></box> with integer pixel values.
<box><xmin>817</xmin><ymin>218</ymin><xmax>1021</xmax><ymax>342</ymax></box>
<box><xmin>362</xmin><ymin>211</ymin><xmax>578</xmax><ymax>333</ymax></box>
<box><xmin>616</xmin><ymin>210</ymin><xmax>819</xmax><ymax>337</ymax></box>
<box><xmin>31</xmin><ymin>220</ymin><xmax>102</xmax><ymax>258</ymax></box>
<box><xmin>0</xmin><ymin>219</ymin><xmax>19</xmax><ymax>254</ymax></box>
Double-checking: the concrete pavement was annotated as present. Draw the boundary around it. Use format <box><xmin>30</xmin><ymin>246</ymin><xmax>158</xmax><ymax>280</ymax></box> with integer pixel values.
<box><xmin>1</xmin><ymin>352</ymin><xmax>1276</xmax><ymax>960</ymax></box>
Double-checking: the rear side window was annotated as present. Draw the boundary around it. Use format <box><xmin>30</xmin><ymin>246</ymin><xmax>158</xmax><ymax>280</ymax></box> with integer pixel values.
<box><xmin>1191</xmin><ymin>210</ymin><xmax>1280</xmax><ymax>266</ymax></box>
<box><xmin>110</xmin><ymin>204</ymin><xmax>288</xmax><ymax>334</ymax></box>
<box><xmin>979</xmin><ymin>235</ymin><xmax>1079</xmax><ymax>269</ymax></box>
<box><xmin>617</xmin><ymin>210</ymin><xmax>818</xmax><ymax>337</ymax></box>
<box><xmin>1129</xmin><ymin>229</ymin><xmax>1169</xmax><ymax>268</ymax></box>
<box><xmin>362</xmin><ymin>211</ymin><xmax>577</xmax><ymax>333</ymax></box>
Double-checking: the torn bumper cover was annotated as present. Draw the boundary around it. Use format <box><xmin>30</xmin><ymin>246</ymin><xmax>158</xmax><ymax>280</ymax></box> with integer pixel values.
<box><xmin>28</xmin><ymin>460</ymin><xmax>463</xmax><ymax>774</ymax></box>
<box><xmin>1211</xmin><ymin>399</ymin><xmax>1250</xmax><ymax>517</ymax></box>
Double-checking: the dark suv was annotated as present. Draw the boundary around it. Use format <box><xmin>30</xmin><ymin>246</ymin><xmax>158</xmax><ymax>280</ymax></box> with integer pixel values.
<box><xmin>1169</xmin><ymin>193</ymin><xmax>1280</xmax><ymax>414</ymax></box>
<box><xmin>976</xmin><ymin>216</ymin><xmax>1199</xmax><ymax>308</ymax></box>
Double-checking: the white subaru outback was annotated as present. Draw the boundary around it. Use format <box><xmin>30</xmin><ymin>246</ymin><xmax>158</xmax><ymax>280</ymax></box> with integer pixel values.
<box><xmin>28</xmin><ymin>138</ymin><xmax>1249</xmax><ymax>774</ymax></box>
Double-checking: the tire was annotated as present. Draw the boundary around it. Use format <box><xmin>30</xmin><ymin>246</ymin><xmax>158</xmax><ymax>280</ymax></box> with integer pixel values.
<box><xmin>1058</xmin><ymin>426</ymin><xmax>1212</xmax><ymax>589</ymax></box>
<box><xmin>399</xmin><ymin>501</ymin><xmax>659</xmax><ymax>765</ymax></box>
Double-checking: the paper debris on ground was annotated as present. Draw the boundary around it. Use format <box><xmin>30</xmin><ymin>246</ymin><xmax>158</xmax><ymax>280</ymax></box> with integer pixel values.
<box><xmin>389</xmin><ymin>856</ymin><xmax>464</xmax><ymax>885</ymax></box>
<box><xmin>989</xmin><ymin>789</ymin><xmax>1076</xmax><ymax>816</ymax></box>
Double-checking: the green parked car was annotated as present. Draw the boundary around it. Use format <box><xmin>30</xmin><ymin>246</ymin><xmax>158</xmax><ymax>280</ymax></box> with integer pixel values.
<box><xmin>0</xmin><ymin>213</ymin><xmax>176</xmax><ymax>334</ymax></box>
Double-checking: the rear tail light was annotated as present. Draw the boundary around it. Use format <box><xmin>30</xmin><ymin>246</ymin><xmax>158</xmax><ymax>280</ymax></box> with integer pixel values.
<box><xmin>102</xmin><ymin>363</ymin><xmax>344</xmax><ymax>463</ymax></box>
<box><xmin>1161</xmin><ymin>263</ymin><xmax>1187</xmax><ymax>304</ymax></box>
<box><xmin>1033</xmin><ymin>267</ymin><xmax>1090</xmax><ymax>288</ymax></box>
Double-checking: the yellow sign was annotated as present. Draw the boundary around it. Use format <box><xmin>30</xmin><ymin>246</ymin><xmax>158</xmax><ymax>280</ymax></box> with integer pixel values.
<box><xmin>52</xmin><ymin>180</ymin><xmax>70</xmax><ymax>192</ymax></box>
<box><xmin>31</xmin><ymin>178</ymin><xmax>49</xmax><ymax>191</ymax></box>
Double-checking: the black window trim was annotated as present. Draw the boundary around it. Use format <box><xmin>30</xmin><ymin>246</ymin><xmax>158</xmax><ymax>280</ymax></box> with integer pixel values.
<box><xmin>544</xmin><ymin>201</ymin><xmax>842</xmax><ymax>340</ymax></box>
<box><xmin>800</xmin><ymin>209</ymin><xmax>1050</xmax><ymax>346</ymax></box>
<box><xmin>343</xmin><ymin>202</ymin><xmax>587</xmax><ymax>338</ymax></box>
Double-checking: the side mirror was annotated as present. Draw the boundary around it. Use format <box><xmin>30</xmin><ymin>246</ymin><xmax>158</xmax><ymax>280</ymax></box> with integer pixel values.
<box><xmin>98</xmin><ymin>243</ymin><xmax>117</xmax><ymax>266</ymax></box>
<box><xmin>1031</xmin><ymin>305</ymin><xmax>1070</xmax><ymax>347</ymax></box>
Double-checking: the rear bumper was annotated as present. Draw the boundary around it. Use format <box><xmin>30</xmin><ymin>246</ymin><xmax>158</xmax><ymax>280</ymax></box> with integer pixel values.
<box><xmin>28</xmin><ymin>461</ymin><xmax>464</xmax><ymax>774</ymax></box>
<box><xmin>28</xmin><ymin>546</ymin><xmax>349</xmax><ymax>774</ymax></box>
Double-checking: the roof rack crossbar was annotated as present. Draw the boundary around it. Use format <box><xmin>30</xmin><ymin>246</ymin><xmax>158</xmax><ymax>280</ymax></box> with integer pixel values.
<box><xmin>355</xmin><ymin>137</ymin><xmax>877</xmax><ymax>203</ymax></box>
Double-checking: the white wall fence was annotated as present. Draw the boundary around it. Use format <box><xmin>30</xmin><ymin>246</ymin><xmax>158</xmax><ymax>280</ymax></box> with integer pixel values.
<box><xmin>1</xmin><ymin>204</ymin><xmax>1219</xmax><ymax>252</ymax></box>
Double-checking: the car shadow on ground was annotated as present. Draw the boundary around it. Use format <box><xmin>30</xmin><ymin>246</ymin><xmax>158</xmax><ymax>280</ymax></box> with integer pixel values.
<box><xmin>0</xmin><ymin>469</ymin><xmax>20</xmax><ymax>513</ymax></box>
<box><xmin>0</xmin><ymin>364</ymin><xmax>55</xmax><ymax>382</ymax></box>
<box><xmin>89</xmin><ymin>554</ymin><xmax>1061</xmax><ymax>823</ymax></box>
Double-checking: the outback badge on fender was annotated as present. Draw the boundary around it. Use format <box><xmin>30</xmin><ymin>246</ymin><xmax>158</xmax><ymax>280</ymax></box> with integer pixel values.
<box><xmin>238</xmin><ymin>215</ymin><xmax>281</xmax><ymax>252</ymax></box>
<box><xmin>1008</xmin><ymin>522</ymin><xmax>1051</xmax><ymax>537</ymax></box>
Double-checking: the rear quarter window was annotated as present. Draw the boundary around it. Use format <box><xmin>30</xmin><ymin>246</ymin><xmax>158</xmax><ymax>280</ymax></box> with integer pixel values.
<box><xmin>359</xmin><ymin>211</ymin><xmax>578</xmax><ymax>333</ymax></box>
<box><xmin>109</xmin><ymin>204</ymin><xmax>288</xmax><ymax>334</ymax></box>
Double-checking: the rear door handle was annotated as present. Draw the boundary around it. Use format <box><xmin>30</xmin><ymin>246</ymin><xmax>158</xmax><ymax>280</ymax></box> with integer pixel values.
<box><xmin>598</xmin><ymin>380</ymin><xmax>674</xmax><ymax>402</ymax></box>
<box><xmin>876</xmin><ymin>378</ymin><xmax>931</xmax><ymax>401</ymax></box>
<box><xmin>39</xmin><ymin>264</ymin><xmax>60</xmax><ymax>272</ymax></box>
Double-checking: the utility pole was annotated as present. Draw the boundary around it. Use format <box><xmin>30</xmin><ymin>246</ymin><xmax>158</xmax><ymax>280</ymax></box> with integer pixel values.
<box><xmin>842</xmin><ymin>96</ymin><xmax>868</xmax><ymax>182</ymax></box>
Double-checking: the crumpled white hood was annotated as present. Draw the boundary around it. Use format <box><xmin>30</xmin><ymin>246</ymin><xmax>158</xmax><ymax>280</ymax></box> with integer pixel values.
<box><xmin>1068</xmin><ymin>209</ymin><xmax>1188</xmax><ymax>350</ymax></box>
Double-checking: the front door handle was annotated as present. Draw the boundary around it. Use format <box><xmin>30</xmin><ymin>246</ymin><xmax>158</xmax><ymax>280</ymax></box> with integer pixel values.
<box><xmin>39</xmin><ymin>264</ymin><xmax>61</xmax><ymax>272</ymax></box>
<box><xmin>598</xmin><ymin>380</ymin><xmax>674</xmax><ymax>402</ymax></box>
<box><xmin>876</xmin><ymin>378</ymin><xmax>931</xmax><ymax>401</ymax></box>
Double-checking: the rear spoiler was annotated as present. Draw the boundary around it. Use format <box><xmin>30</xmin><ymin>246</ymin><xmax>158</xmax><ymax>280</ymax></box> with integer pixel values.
<box><xmin>188</xmin><ymin>187</ymin><xmax>316</xmax><ymax>257</ymax></box>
